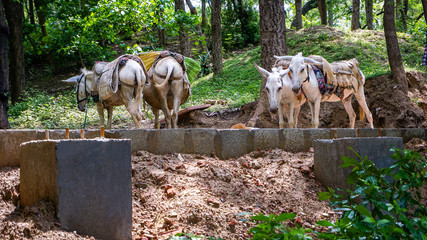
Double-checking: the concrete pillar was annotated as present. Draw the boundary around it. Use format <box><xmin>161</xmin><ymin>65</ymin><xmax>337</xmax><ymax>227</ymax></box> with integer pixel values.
<box><xmin>313</xmin><ymin>137</ymin><xmax>403</xmax><ymax>191</ymax></box>
<box><xmin>20</xmin><ymin>139</ymin><xmax>132</xmax><ymax>240</ymax></box>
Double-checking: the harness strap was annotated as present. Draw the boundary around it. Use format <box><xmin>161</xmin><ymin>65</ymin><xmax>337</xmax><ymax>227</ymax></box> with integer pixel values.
<box><xmin>303</xmin><ymin>64</ymin><xmax>310</xmax><ymax>83</ymax></box>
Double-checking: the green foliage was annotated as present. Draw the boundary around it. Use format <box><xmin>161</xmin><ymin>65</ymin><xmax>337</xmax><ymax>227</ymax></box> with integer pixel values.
<box><xmin>249</xmin><ymin>213</ymin><xmax>313</xmax><ymax>240</ymax></box>
<box><xmin>8</xmin><ymin>88</ymin><xmax>134</xmax><ymax>129</ymax></box>
<box><xmin>317</xmin><ymin>148</ymin><xmax>427</xmax><ymax>239</ymax></box>
<box><xmin>221</xmin><ymin>0</ymin><xmax>260</xmax><ymax>50</ymax></box>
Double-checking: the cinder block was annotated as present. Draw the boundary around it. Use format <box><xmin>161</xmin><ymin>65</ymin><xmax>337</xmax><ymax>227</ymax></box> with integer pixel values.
<box><xmin>334</xmin><ymin>128</ymin><xmax>356</xmax><ymax>138</ymax></box>
<box><xmin>303</xmin><ymin>129</ymin><xmax>332</xmax><ymax>150</ymax></box>
<box><xmin>117</xmin><ymin>129</ymin><xmax>149</xmax><ymax>153</ymax></box>
<box><xmin>402</xmin><ymin>128</ymin><xmax>426</xmax><ymax>142</ymax></box>
<box><xmin>253</xmin><ymin>129</ymin><xmax>280</xmax><ymax>151</ymax></box>
<box><xmin>0</xmin><ymin>130</ymin><xmax>44</xmax><ymax>167</ymax></box>
<box><xmin>20</xmin><ymin>139</ymin><xmax>132</xmax><ymax>240</ymax></box>
<box><xmin>279</xmin><ymin>129</ymin><xmax>305</xmax><ymax>152</ymax></box>
<box><xmin>358</xmin><ymin>128</ymin><xmax>380</xmax><ymax>138</ymax></box>
<box><xmin>216</xmin><ymin>129</ymin><xmax>251</xmax><ymax>159</ymax></box>
<box><xmin>313</xmin><ymin>137</ymin><xmax>403</xmax><ymax>191</ymax></box>
<box><xmin>146</xmin><ymin>129</ymin><xmax>185</xmax><ymax>155</ymax></box>
<box><xmin>184</xmin><ymin>129</ymin><xmax>217</xmax><ymax>156</ymax></box>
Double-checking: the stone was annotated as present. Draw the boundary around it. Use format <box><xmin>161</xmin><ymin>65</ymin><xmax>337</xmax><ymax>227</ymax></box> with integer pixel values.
<box><xmin>20</xmin><ymin>139</ymin><xmax>132</xmax><ymax>240</ymax></box>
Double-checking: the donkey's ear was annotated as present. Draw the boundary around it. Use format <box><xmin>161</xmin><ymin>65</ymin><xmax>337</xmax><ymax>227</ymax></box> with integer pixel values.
<box><xmin>62</xmin><ymin>75</ymin><xmax>80</xmax><ymax>84</ymax></box>
<box><xmin>279</xmin><ymin>68</ymin><xmax>290</xmax><ymax>78</ymax></box>
<box><xmin>254</xmin><ymin>63</ymin><xmax>270</xmax><ymax>79</ymax></box>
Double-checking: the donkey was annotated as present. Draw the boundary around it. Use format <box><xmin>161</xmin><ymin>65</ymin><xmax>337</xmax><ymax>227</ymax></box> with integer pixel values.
<box><xmin>63</xmin><ymin>56</ymin><xmax>147</xmax><ymax>129</ymax></box>
<box><xmin>274</xmin><ymin>52</ymin><xmax>374</xmax><ymax>129</ymax></box>
<box><xmin>254</xmin><ymin>63</ymin><xmax>306</xmax><ymax>128</ymax></box>
<box><xmin>143</xmin><ymin>56</ymin><xmax>190</xmax><ymax>129</ymax></box>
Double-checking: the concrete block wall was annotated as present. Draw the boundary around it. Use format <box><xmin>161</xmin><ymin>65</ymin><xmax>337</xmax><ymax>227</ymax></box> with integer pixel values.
<box><xmin>1</xmin><ymin>128</ymin><xmax>426</xmax><ymax>167</ymax></box>
<box><xmin>20</xmin><ymin>139</ymin><xmax>132</xmax><ymax>240</ymax></box>
<box><xmin>313</xmin><ymin>137</ymin><xmax>403</xmax><ymax>191</ymax></box>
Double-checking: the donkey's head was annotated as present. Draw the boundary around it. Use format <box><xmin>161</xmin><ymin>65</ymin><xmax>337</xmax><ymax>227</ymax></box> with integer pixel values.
<box><xmin>274</xmin><ymin>52</ymin><xmax>321</xmax><ymax>94</ymax></box>
<box><xmin>254</xmin><ymin>63</ymin><xmax>289</xmax><ymax>114</ymax></box>
<box><xmin>62</xmin><ymin>68</ymin><xmax>95</xmax><ymax>112</ymax></box>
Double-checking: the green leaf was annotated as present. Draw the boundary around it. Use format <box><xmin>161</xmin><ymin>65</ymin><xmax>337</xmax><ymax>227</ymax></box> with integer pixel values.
<box><xmin>275</xmin><ymin>213</ymin><xmax>296</xmax><ymax>222</ymax></box>
<box><xmin>356</xmin><ymin>205</ymin><xmax>372</xmax><ymax>218</ymax></box>
<box><xmin>316</xmin><ymin>220</ymin><xmax>334</xmax><ymax>227</ymax></box>
<box><xmin>251</xmin><ymin>214</ymin><xmax>270</xmax><ymax>222</ymax></box>
<box><xmin>340</xmin><ymin>156</ymin><xmax>359</xmax><ymax>168</ymax></box>
<box><xmin>318</xmin><ymin>191</ymin><xmax>332</xmax><ymax>200</ymax></box>
<box><xmin>363</xmin><ymin>217</ymin><xmax>376</xmax><ymax>224</ymax></box>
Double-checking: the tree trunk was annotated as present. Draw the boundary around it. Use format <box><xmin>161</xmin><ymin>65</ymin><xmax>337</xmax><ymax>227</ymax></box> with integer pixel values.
<box><xmin>4</xmin><ymin>0</ymin><xmax>25</xmax><ymax>104</ymax></box>
<box><xmin>366</xmin><ymin>0</ymin><xmax>374</xmax><ymax>30</ymax></box>
<box><xmin>384</xmin><ymin>0</ymin><xmax>407</xmax><ymax>93</ymax></box>
<box><xmin>186</xmin><ymin>0</ymin><xmax>205</xmax><ymax>53</ymax></box>
<box><xmin>0</xmin><ymin>0</ymin><xmax>10</xmax><ymax>129</ymax></box>
<box><xmin>291</xmin><ymin>0</ymin><xmax>317</xmax><ymax>28</ymax></box>
<box><xmin>351</xmin><ymin>0</ymin><xmax>360</xmax><ymax>30</ymax></box>
<box><xmin>201</xmin><ymin>0</ymin><xmax>207</xmax><ymax>32</ymax></box>
<box><xmin>34</xmin><ymin>0</ymin><xmax>47</xmax><ymax>38</ymax></box>
<box><xmin>175</xmin><ymin>0</ymin><xmax>191</xmax><ymax>56</ymax></box>
<box><xmin>316</xmin><ymin>0</ymin><xmax>327</xmax><ymax>25</ymax></box>
<box><xmin>423</xmin><ymin>0</ymin><xmax>427</xmax><ymax>24</ymax></box>
<box><xmin>248</xmin><ymin>0</ymin><xmax>287</xmax><ymax>127</ymax></box>
<box><xmin>236</xmin><ymin>0</ymin><xmax>250</xmax><ymax>44</ymax></box>
<box><xmin>211</xmin><ymin>0</ymin><xmax>223</xmax><ymax>76</ymax></box>
<box><xmin>327</xmin><ymin>0</ymin><xmax>333</xmax><ymax>26</ymax></box>
<box><xmin>28</xmin><ymin>0</ymin><xmax>35</xmax><ymax>24</ymax></box>
<box><xmin>295</xmin><ymin>0</ymin><xmax>303</xmax><ymax>30</ymax></box>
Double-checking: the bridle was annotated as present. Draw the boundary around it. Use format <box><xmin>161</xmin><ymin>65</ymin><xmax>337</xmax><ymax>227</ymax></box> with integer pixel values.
<box><xmin>76</xmin><ymin>74</ymin><xmax>89</xmax><ymax>104</ymax></box>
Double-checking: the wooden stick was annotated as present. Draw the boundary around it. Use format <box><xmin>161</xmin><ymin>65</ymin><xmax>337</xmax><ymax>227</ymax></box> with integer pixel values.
<box><xmin>357</xmin><ymin>128</ymin><xmax>360</xmax><ymax>137</ymax></box>
<box><xmin>45</xmin><ymin>129</ymin><xmax>49</xmax><ymax>140</ymax></box>
<box><xmin>80</xmin><ymin>129</ymin><xmax>85</xmax><ymax>139</ymax></box>
<box><xmin>65</xmin><ymin>128</ymin><xmax>70</xmax><ymax>139</ymax></box>
<box><xmin>378</xmin><ymin>128</ymin><xmax>382</xmax><ymax>137</ymax></box>
<box><xmin>333</xmin><ymin>129</ymin><xmax>337</xmax><ymax>139</ymax></box>
<box><xmin>101</xmin><ymin>126</ymin><xmax>105</xmax><ymax>138</ymax></box>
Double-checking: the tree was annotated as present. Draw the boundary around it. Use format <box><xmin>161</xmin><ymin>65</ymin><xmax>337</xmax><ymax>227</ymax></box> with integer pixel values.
<box><xmin>423</xmin><ymin>0</ymin><xmax>427</xmax><ymax>26</ymax></box>
<box><xmin>327</xmin><ymin>0</ymin><xmax>334</xmax><ymax>26</ymax></box>
<box><xmin>295</xmin><ymin>0</ymin><xmax>303</xmax><ymax>30</ymax></box>
<box><xmin>0</xmin><ymin>0</ymin><xmax>10</xmax><ymax>129</ymax></box>
<box><xmin>201</xmin><ymin>0</ymin><xmax>207</xmax><ymax>32</ymax></box>
<box><xmin>351</xmin><ymin>0</ymin><xmax>360</xmax><ymax>30</ymax></box>
<box><xmin>384</xmin><ymin>0</ymin><xmax>407</xmax><ymax>93</ymax></box>
<box><xmin>248</xmin><ymin>0</ymin><xmax>287</xmax><ymax>127</ymax></box>
<box><xmin>366</xmin><ymin>0</ymin><xmax>374</xmax><ymax>29</ymax></box>
<box><xmin>291</xmin><ymin>0</ymin><xmax>317</xmax><ymax>29</ymax></box>
<box><xmin>317</xmin><ymin>0</ymin><xmax>327</xmax><ymax>25</ymax></box>
<box><xmin>395</xmin><ymin>0</ymin><xmax>408</xmax><ymax>32</ymax></box>
<box><xmin>211</xmin><ymin>0</ymin><xmax>223</xmax><ymax>76</ymax></box>
<box><xmin>175</xmin><ymin>0</ymin><xmax>191</xmax><ymax>56</ymax></box>
<box><xmin>4</xmin><ymin>0</ymin><xmax>25</xmax><ymax>104</ymax></box>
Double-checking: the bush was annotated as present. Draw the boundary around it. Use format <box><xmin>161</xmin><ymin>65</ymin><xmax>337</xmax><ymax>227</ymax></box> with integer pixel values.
<box><xmin>247</xmin><ymin>148</ymin><xmax>427</xmax><ymax>239</ymax></box>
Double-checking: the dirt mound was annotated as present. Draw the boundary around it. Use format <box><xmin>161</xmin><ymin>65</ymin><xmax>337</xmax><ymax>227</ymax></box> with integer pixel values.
<box><xmin>180</xmin><ymin>71</ymin><xmax>427</xmax><ymax>129</ymax></box>
<box><xmin>0</xmin><ymin>149</ymin><xmax>339</xmax><ymax>239</ymax></box>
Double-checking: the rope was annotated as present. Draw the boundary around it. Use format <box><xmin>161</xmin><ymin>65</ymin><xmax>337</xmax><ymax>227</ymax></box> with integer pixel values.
<box><xmin>83</xmin><ymin>96</ymin><xmax>89</xmax><ymax>129</ymax></box>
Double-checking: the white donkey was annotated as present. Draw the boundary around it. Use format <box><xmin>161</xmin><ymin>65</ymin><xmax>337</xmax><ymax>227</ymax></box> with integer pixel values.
<box><xmin>274</xmin><ymin>52</ymin><xmax>374</xmax><ymax>128</ymax></box>
<box><xmin>63</xmin><ymin>56</ymin><xmax>147</xmax><ymax>128</ymax></box>
<box><xmin>254</xmin><ymin>63</ymin><xmax>306</xmax><ymax>128</ymax></box>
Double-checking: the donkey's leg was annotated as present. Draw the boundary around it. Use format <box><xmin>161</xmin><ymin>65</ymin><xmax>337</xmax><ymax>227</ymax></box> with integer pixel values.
<box><xmin>313</xmin><ymin>100</ymin><xmax>321</xmax><ymax>128</ymax></box>
<box><xmin>342</xmin><ymin>94</ymin><xmax>356</xmax><ymax>128</ymax></box>
<box><xmin>288</xmin><ymin>102</ymin><xmax>296</xmax><ymax>128</ymax></box>
<box><xmin>294</xmin><ymin>105</ymin><xmax>301</xmax><ymax>128</ymax></box>
<box><xmin>153</xmin><ymin>107</ymin><xmax>160</xmax><ymax>129</ymax></box>
<box><xmin>307</xmin><ymin>100</ymin><xmax>317</xmax><ymax>128</ymax></box>
<box><xmin>96</xmin><ymin>102</ymin><xmax>105</xmax><ymax>128</ymax></box>
<box><xmin>159</xmin><ymin>93</ymin><xmax>172</xmax><ymax>129</ymax></box>
<box><xmin>170</xmin><ymin>80</ymin><xmax>183</xmax><ymax>129</ymax></box>
<box><xmin>106</xmin><ymin>106</ymin><xmax>114</xmax><ymax>129</ymax></box>
<box><xmin>121</xmin><ymin>87</ymin><xmax>141</xmax><ymax>129</ymax></box>
<box><xmin>355</xmin><ymin>88</ymin><xmax>374</xmax><ymax>128</ymax></box>
<box><xmin>278</xmin><ymin>104</ymin><xmax>287</xmax><ymax>128</ymax></box>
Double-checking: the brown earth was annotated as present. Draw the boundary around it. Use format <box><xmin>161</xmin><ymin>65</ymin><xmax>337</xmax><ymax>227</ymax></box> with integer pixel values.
<box><xmin>1</xmin><ymin>139</ymin><xmax>426</xmax><ymax>240</ymax></box>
